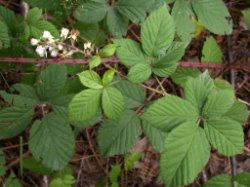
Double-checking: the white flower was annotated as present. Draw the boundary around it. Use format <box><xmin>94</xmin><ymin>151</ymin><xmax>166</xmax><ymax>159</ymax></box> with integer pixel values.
<box><xmin>42</xmin><ymin>31</ymin><xmax>54</xmax><ymax>39</ymax></box>
<box><xmin>30</xmin><ymin>38</ymin><xmax>39</xmax><ymax>46</ymax></box>
<box><xmin>36</xmin><ymin>45</ymin><xmax>47</xmax><ymax>57</ymax></box>
<box><xmin>51</xmin><ymin>49</ymin><xmax>58</xmax><ymax>57</ymax></box>
<box><xmin>84</xmin><ymin>42</ymin><xmax>92</xmax><ymax>50</ymax></box>
<box><xmin>60</xmin><ymin>28</ymin><xmax>69</xmax><ymax>38</ymax></box>
<box><xmin>57</xmin><ymin>44</ymin><xmax>63</xmax><ymax>50</ymax></box>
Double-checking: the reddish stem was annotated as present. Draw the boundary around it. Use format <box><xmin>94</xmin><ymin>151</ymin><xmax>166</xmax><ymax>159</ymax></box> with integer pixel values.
<box><xmin>0</xmin><ymin>57</ymin><xmax>227</xmax><ymax>69</ymax></box>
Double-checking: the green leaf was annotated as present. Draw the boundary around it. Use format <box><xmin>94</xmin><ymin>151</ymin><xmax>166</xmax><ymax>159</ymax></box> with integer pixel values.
<box><xmin>234</xmin><ymin>173</ymin><xmax>250</xmax><ymax>186</ymax></box>
<box><xmin>23</xmin><ymin>157</ymin><xmax>52</xmax><ymax>175</ymax></box>
<box><xmin>0</xmin><ymin>84</ymin><xmax>39</xmax><ymax>107</ymax></box>
<box><xmin>0</xmin><ymin>107</ymin><xmax>33</xmax><ymax>140</ymax></box>
<box><xmin>191</xmin><ymin>0</ymin><xmax>232</xmax><ymax>35</ymax></box>
<box><xmin>204</xmin><ymin>118</ymin><xmax>243</xmax><ymax>156</ymax></box>
<box><xmin>78</xmin><ymin>70</ymin><xmax>103</xmax><ymax>89</ymax></box>
<box><xmin>98</xmin><ymin>110</ymin><xmax>141</xmax><ymax>156</ymax></box>
<box><xmin>160</xmin><ymin>122</ymin><xmax>210</xmax><ymax>187</ymax></box>
<box><xmin>125</xmin><ymin>152</ymin><xmax>142</xmax><ymax>171</ymax></box>
<box><xmin>35</xmin><ymin>64</ymin><xmax>67</xmax><ymax>100</ymax></box>
<box><xmin>74</xmin><ymin>0</ymin><xmax>109</xmax><ymax>23</ymax></box>
<box><xmin>0</xmin><ymin>21</ymin><xmax>10</xmax><ymax>49</ymax></box>
<box><xmin>102</xmin><ymin>87</ymin><xmax>124</xmax><ymax>120</ymax></box>
<box><xmin>201</xmin><ymin>36</ymin><xmax>223</xmax><ymax>63</ymax></box>
<box><xmin>115</xmin><ymin>0</ymin><xmax>154</xmax><ymax>23</ymax></box>
<box><xmin>141</xmin><ymin>6</ymin><xmax>175</xmax><ymax>56</ymax></box>
<box><xmin>113</xmin><ymin>39</ymin><xmax>147</xmax><ymax>66</ymax></box>
<box><xmin>99</xmin><ymin>44</ymin><xmax>117</xmax><ymax>57</ymax></box>
<box><xmin>114</xmin><ymin>80</ymin><xmax>146</xmax><ymax>109</ymax></box>
<box><xmin>142</xmin><ymin>120</ymin><xmax>166</xmax><ymax>152</ymax></box>
<box><xmin>102</xmin><ymin>69</ymin><xmax>115</xmax><ymax>86</ymax></box>
<box><xmin>202</xmin><ymin>90</ymin><xmax>235</xmax><ymax>119</ymax></box>
<box><xmin>142</xmin><ymin>95</ymin><xmax>198</xmax><ymax>132</ymax></box>
<box><xmin>0</xmin><ymin>6</ymin><xmax>19</xmax><ymax>35</ymax></box>
<box><xmin>106</xmin><ymin>8</ymin><xmax>128</xmax><ymax>37</ymax></box>
<box><xmin>214</xmin><ymin>78</ymin><xmax>234</xmax><ymax>92</ymax></box>
<box><xmin>184</xmin><ymin>71</ymin><xmax>214</xmax><ymax>112</ymax></box>
<box><xmin>0</xmin><ymin>149</ymin><xmax>6</xmax><ymax>176</ymax></box>
<box><xmin>51</xmin><ymin>94</ymin><xmax>74</xmax><ymax>115</ymax></box>
<box><xmin>30</xmin><ymin>20</ymin><xmax>59</xmax><ymax>38</ymax></box>
<box><xmin>73</xmin><ymin>112</ymin><xmax>102</xmax><ymax>128</ymax></box>
<box><xmin>89</xmin><ymin>55</ymin><xmax>102</xmax><ymax>69</ymax></box>
<box><xmin>204</xmin><ymin>174</ymin><xmax>231</xmax><ymax>187</ymax></box>
<box><xmin>27</xmin><ymin>7</ymin><xmax>42</xmax><ymax>24</ymax></box>
<box><xmin>127</xmin><ymin>63</ymin><xmax>152</xmax><ymax>83</ymax></box>
<box><xmin>223</xmin><ymin>101</ymin><xmax>249</xmax><ymax>124</ymax></box>
<box><xmin>152</xmin><ymin>46</ymin><xmax>184</xmax><ymax>77</ymax></box>
<box><xmin>25</xmin><ymin>0</ymin><xmax>59</xmax><ymax>10</ymax></box>
<box><xmin>171</xmin><ymin>0</ymin><xmax>195</xmax><ymax>41</ymax></box>
<box><xmin>29</xmin><ymin>113</ymin><xmax>75</xmax><ymax>170</ymax></box>
<box><xmin>171</xmin><ymin>68</ymin><xmax>201</xmax><ymax>87</ymax></box>
<box><xmin>110</xmin><ymin>164</ymin><xmax>121</xmax><ymax>185</ymax></box>
<box><xmin>242</xmin><ymin>10</ymin><xmax>250</xmax><ymax>31</ymax></box>
<box><xmin>68</xmin><ymin>89</ymin><xmax>102</xmax><ymax>122</ymax></box>
<box><xmin>4</xmin><ymin>172</ymin><xmax>21</xmax><ymax>187</ymax></box>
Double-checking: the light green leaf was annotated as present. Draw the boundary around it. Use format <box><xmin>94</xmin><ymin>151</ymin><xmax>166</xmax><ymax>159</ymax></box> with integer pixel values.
<box><xmin>142</xmin><ymin>95</ymin><xmax>198</xmax><ymax>132</ymax></box>
<box><xmin>204</xmin><ymin>174</ymin><xmax>231</xmax><ymax>187</ymax></box>
<box><xmin>223</xmin><ymin>101</ymin><xmax>249</xmax><ymax>124</ymax></box>
<box><xmin>29</xmin><ymin>113</ymin><xmax>75</xmax><ymax>170</ymax></box>
<box><xmin>0</xmin><ymin>21</ymin><xmax>10</xmax><ymax>49</ymax></box>
<box><xmin>98</xmin><ymin>110</ymin><xmax>141</xmax><ymax>156</ymax></box>
<box><xmin>89</xmin><ymin>55</ymin><xmax>102</xmax><ymax>69</ymax></box>
<box><xmin>234</xmin><ymin>173</ymin><xmax>250</xmax><ymax>186</ymax></box>
<box><xmin>152</xmin><ymin>46</ymin><xmax>184</xmax><ymax>77</ymax></box>
<box><xmin>160</xmin><ymin>122</ymin><xmax>210</xmax><ymax>187</ymax></box>
<box><xmin>171</xmin><ymin>0</ymin><xmax>195</xmax><ymax>41</ymax></box>
<box><xmin>141</xmin><ymin>6</ymin><xmax>175</xmax><ymax>56</ymax></box>
<box><xmin>35</xmin><ymin>64</ymin><xmax>67</xmax><ymax>100</ymax></box>
<box><xmin>107</xmin><ymin>8</ymin><xmax>128</xmax><ymax>37</ymax></box>
<box><xmin>110</xmin><ymin>164</ymin><xmax>121</xmax><ymax>185</ymax></box>
<box><xmin>73</xmin><ymin>0</ymin><xmax>109</xmax><ymax>23</ymax></box>
<box><xmin>27</xmin><ymin>7</ymin><xmax>42</xmax><ymax>24</ymax></box>
<box><xmin>202</xmin><ymin>90</ymin><xmax>235</xmax><ymax>119</ymax></box>
<box><xmin>171</xmin><ymin>67</ymin><xmax>201</xmax><ymax>87</ymax></box>
<box><xmin>191</xmin><ymin>0</ymin><xmax>232</xmax><ymax>35</ymax></box>
<box><xmin>125</xmin><ymin>152</ymin><xmax>142</xmax><ymax>171</ymax></box>
<box><xmin>214</xmin><ymin>78</ymin><xmax>234</xmax><ymax>92</ymax></box>
<box><xmin>68</xmin><ymin>89</ymin><xmax>102</xmax><ymax>122</ymax></box>
<box><xmin>127</xmin><ymin>63</ymin><xmax>152</xmax><ymax>83</ymax></box>
<box><xmin>204</xmin><ymin>118</ymin><xmax>243</xmax><ymax>156</ymax></box>
<box><xmin>78</xmin><ymin>70</ymin><xmax>103</xmax><ymax>89</ymax></box>
<box><xmin>113</xmin><ymin>39</ymin><xmax>148</xmax><ymax>66</ymax></box>
<box><xmin>201</xmin><ymin>36</ymin><xmax>223</xmax><ymax>63</ymax></box>
<box><xmin>116</xmin><ymin>0</ymin><xmax>154</xmax><ymax>23</ymax></box>
<box><xmin>102</xmin><ymin>69</ymin><xmax>115</xmax><ymax>86</ymax></box>
<box><xmin>0</xmin><ymin>107</ymin><xmax>33</xmax><ymax>140</ymax></box>
<box><xmin>102</xmin><ymin>87</ymin><xmax>124</xmax><ymax>120</ymax></box>
<box><xmin>242</xmin><ymin>10</ymin><xmax>250</xmax><ymax>31</ymax></box>
<box><xmin>142</xmin><ymin>120</ymin><xmax>167</xmax><ymax>152</ymax></box>
<box><xmin>114</xmin><ymin>80</ymin><xmax>146</xmax><ymax>109</ymax></box>
<box><xmin>99</xmin><ymin>44</ymin><xmax>117</xmax><ymax>57</ymax></box>
<box><xmin>184</xmin><ymin>71</ymin><xmax>214</xmax><ymax>112</ymax></box>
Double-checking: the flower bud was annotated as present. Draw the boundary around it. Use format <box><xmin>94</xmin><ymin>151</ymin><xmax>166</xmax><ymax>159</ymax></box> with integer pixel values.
<box><xmin>30</xmin><ymin>38</ymin><xmax>39</xmax><ymax>46</ymax></box>
<box><xmin>42</xmin><ymin>31</ymin><xmax>54</xmax><ymax>39</ymax></box>
<box><xmin>60</xmin><ymin>28</ymin><xmax>69</xmax><ymax>38</ymax></box>
<box><xmin>36</xmin><ymin>45</ymin><xmax>46</xmax><ymax>57</ymax></box>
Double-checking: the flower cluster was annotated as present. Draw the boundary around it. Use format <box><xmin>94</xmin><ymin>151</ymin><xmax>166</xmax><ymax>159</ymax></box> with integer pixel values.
<box><xmin>30</xmin><ymin>28</ymin><xmax>81</xmax><ymax>58</ymax></box>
